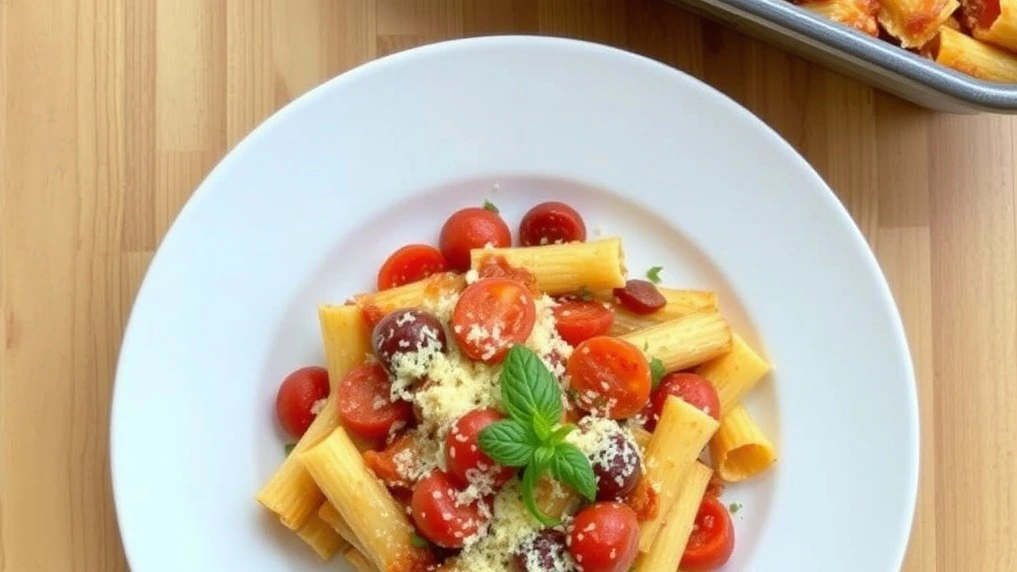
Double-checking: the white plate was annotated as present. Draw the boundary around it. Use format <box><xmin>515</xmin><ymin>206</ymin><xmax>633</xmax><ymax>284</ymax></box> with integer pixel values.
<box><xmin>111</xmin><ymin>36</ymin><xmax>918</xmax><ymax>572</ymax></box>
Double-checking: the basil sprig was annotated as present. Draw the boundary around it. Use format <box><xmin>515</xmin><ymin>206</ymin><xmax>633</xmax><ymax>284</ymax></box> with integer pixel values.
<box><xmin>478</xmin><ymin>346</ymin><xmax>596</xmax><ymax>525</ymax></box>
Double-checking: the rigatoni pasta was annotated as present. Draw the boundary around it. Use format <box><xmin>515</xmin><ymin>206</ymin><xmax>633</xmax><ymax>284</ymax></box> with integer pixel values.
<box><xmin>927</xmin><ymin>25</ymin><xmax>1017</xmax><ymax>81</ymax></box>
<box><xmin>258</xmin><ymin>200</ymin><xmax>776</xmax><ymax>570</ymax></box>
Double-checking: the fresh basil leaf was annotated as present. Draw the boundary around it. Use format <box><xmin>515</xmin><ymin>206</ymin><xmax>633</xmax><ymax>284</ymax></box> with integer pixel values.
<box><xmin>549</xmin><ymin>443</ymin><xmax>597</xmax><ymax>501</ymax></box>
<box><xmin>411</xmin><ymin>533</ymin><xmax>428</xmax><ymax>548</ymax></box>
<box><xmin>483</xmin><ymin>199</ymin><xmax>499</xmax><ymax>213</ymax></box>
<box><xmin>477</xmin><ymin>419</ymin><xmax>538</xmax><ymax>466</ymax></box>
<box><xmin>650</xmin><ymin>357</ymin><xmax>666</xmax><ymax>390</ymax></box>
<box><xmin>284</xmin><ymin>443</ymin><xmax>296</xmax><ymax>456</ymax></box>
<box><xmin>532</xmin><ymin>414</ymin><xmax>552</xmax><ymax>442</ymax></box>
<box><xmin>500</xmin><ymin>345</ymin><xmax>562</xmax><ymax>427</ymax></box>
<box><xmin>547</xmin><ymin>423</ymin><xmax>575</xmax><ymax>445</ymax></box>
<box><xmin>521</xmin><ymin>460</ymin><xmax>558</xmax><ymax>526</ymax></box>
<box><xmin>646</xmin><ymin>266</ymin><xmax>663</xmax><ymax>284</ymax></box>
<box><xmin>533</xmin><ymin>444</ymin><xmax>555</xmax><ymax>469</ymax></box>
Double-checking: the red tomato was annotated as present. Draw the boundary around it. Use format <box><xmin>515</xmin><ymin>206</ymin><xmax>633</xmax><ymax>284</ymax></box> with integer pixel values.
<box><xmin>680</xmin><ymin>495</ymin><xmax>735</xmax><ymax>570</ymax></box>
<box><xmin>438</xmin><ymin>207</ymin><xmax>512</xmax><ymax>271</ymax></box>
<box><xmin>566</xmin><ymin>502</ymin><xmax>640</xmax><ymax>572</ymax></box>
<box><xmin>363</xmin><ymin>433</ymin><xmax>418</xmax><ymax>490</ymax></box>
<box><xmin>445</xmin><ymin>408</ymin><xmax>516</xmax><ymax>489</ymax></box>
<box><xmin>553</xmin><ymin>299</ymin><xmax>614</xmax><ymax>346</ymax></box>
<box><xmin>613</xmin><ymin>279</ymin><xmax>666</xmax><ymax>315</ymax></box>
<box><xmin>410</xmin><ymin>470</ymin><xmax>491</xmax><ymax>548</ymax></box>
<box><xmin>644</xmin><ymin>372</ymin><xmax>721</xmax><ymax>430</ymax></box>
<box><xmin>518</xmin><ymin>201</ymin><xmax>587</xmax><ymax>246</ymax></box>
<box><xmin>451</xmin><ymin>277</ymin><xmax>536</xmax><ymax>364</ymax></box>
<box><xmin>566</xmin><ymin>336</ymin><xmax>651</xmax><ymax>419</ymax></box>
<box><xmin>377</xmin><ymin>244</ymin><xmax>448</xmax><ymax>290</ymax></box>
<box><xmin>337</xmin><ymin>363</ymin><xmax>413</xmax><ymax>440</ymax></box>
<box><xmin>275</xmin><ymin>366</ymin><xmax>330</xmax><ymax>439</ymax></box>
<box><xmin>475</xmin><ymin>254</ymin><xmax>539</xmax><ymax>293</ymax></box>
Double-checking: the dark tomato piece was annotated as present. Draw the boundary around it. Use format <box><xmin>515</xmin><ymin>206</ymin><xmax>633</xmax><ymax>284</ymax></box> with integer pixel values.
<box><xmin>680</xmin><ymin>495</ymin><xmax>735</xmax><ymax>570</ymax></box>
<box><xmin>566</xmin><ymin>336</ymin><xmax>651</xmax><ymax>419</ymax></box>
<box><xmin>566</xmin><ymin>502</ymin><xmax>639</xmax><ymax>572</ymax></box>
<box><xmin>624</xmin><ymin>476</ymin><xmax>659</xmax><ymax>522</ymax></box>
<box><xmin>613</xmin><ymin>279</ymin><xmax>666</xmax><ymax>315</ymax></box>
<box><xmin>438</xmin><ymin>207</ymin><xmax>512</xmax><ymax>271</ymax></box>
<box><xmin>446</xmin><ymin>408</ymin><xmax>516</xmax><ymax>489</ymax></box>
<box><xmin>451</xmin><ymin>277</ymin><xmax>536</xmax><ymax>364</ymax></box>
<box><xmin>475</xmin><ymin>254</ymin><xmax>539</xmax><ymax>294</ymax></box>
<box><xmin>410</xmin><ymin>470</ymin><xmax>491</xmax><ymax>548</ymax></box>
<box><xmin>518</xmin><ymin>201</ymin><xmax>587</xmax><ymax>246</ymax></box>
<box><xmin>363</xmin><ymin>433</ymin><xmax>418</xmax><ymax>490</ymax></box>
<box><xmin>644</xmin><ymin>372</ymin><xmax>721</xmax><ymax>431</ymax></box>
<box><xmin>372</xmin><ymin>308</ymin><xmax>448</xmax><ymax>376</ymax></box>
<box><xmin>591</xmin><ymin>433</ymin><xmax>643</xmax><ymax>502</ymax></box>
<box><xmin>513</xmin><ymin>528</ymin><xmax>569</xmax><ymax>572</ymax></box>
<box><xmin>377</xmin><ymin>244</ymin><xmax>448</xmax><ymax>290</ymax></box>
<box><xmin>552</xmin><ymin>299</ymin><xmax>614</xmax><ymax>346</ymax></box>
<box><xmin>275</xmin><ymin>366</ymin><xmax>330</xmax><ymax>439</ymax></box>
<box><xmin>337</xmin><ymin>363</ymin><xmax>413</xmax><ymax>440</ymax></box>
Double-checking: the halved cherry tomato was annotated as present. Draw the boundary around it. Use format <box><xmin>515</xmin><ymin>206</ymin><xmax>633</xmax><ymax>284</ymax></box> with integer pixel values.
<box><xmin>438</xmin><ymin>207</ymin><xmax>512</xmax><ymax>271</ymax></box>
<box><xmin>445</xmin><ymin>408</ymin><xmax>516</xmax><ymax>489</ymax></box>
<box><xmin>566</xmin><ymin>336</ymin><xmax>651</xmax><ymax>419</ymax></box>
<box><xmin>338</xmin><ymin>363</ymin><xmax>413</xmax><ymax>440</ymax></box>
<box><xmin>680</xmin><ymin>495</ymin><xmax>735</xmax><ymax>570</ymax></box>
<box><xmin>451</xmin><ymin>277</ymin><xmax>536</xmax><ymax>364</ymax></box>
<box><xmin>613</xmin><ymin>279</ymin><xmax>666</xmax><ymax>315</ymax></box>
<box><xmin>363</xmin><ymin>433</ymin><xmax>418</xmax><ymax>490</ymax></box>
<box><xmin>475</xmin><ymin>254</ymin><xmax>539</xmax><ymax>293</ymax></box>
<box><xmin>275</xmin><ymin>366</ymin><xmax>330</xmax><ymax>439</ymax></box>
<box><xmin>410</xmin><ymin>470</ymin><xmax>491</xmax><ymax>548</ymax></box>
<box><xmin>644</xmin><ymin>372</ymin><xmax>721</xmax><ymax>430</ymax></box>
<box><xmin>552</xmin><ymin>299</ymin><xmax>614</xmax><ymax>346</ymax></box>
<box><xmin>377</xmin><ymin>244</ymin><xmax>448</xmax><ymax>290</ymax></box>
<box><xmin>519</xmin><ymin>201</ymin><xmax>587</xmax><ymax>246</ymax></box>
<box><xmin>566</xmin><ymin>502</ymin><xmax>640</xmax><ymax>572</ymax></box>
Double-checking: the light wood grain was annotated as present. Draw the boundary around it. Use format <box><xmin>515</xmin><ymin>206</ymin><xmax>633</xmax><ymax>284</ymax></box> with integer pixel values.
<box><xmin>2</xmin><ymin>0</ymin><xmax>1016</xmax><ymax>570</ymax></box>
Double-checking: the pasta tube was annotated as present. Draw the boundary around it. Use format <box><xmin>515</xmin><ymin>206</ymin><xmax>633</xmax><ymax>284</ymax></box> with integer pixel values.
<box><xmin>629</xmin><ymin>425</ymin><xmax>652</xmax><ymax>452</ymax></box>
<box><xmin>470</xmin><ymin>238</ymin><xmax>626</xmax><ymax>294</ymax></box>
<box><xmin>301</xmin><ymin>427</ymin><xmax>432</xmax><ymax>572</ymax></box>
<box><xmin>635</xmin><ymin>462</ymin><xmax>713</xmax><ymax>572</ymax></box>
<box><xmin>609</xmin><ymin>288</ymin><xmax>718</xmax><ymax>335</ymax></box>
<box><xmin>343</xmin><ymin>546</ymin><xmax>378</xmax><ymax>572</ymax></box>
<box><xmin>695</xmin><ymin>333</ymin><xmax>771</xmax><ymax>417</ymax></box>
<box><xmin>709</xmin><ymin>404</ymin><xmax>778</xmax><ymax>482</ymax></box>
<box><xmin>969</xmin><ymin>0</ymin><xmax>1017</xmax><ymax>52</ymax></box>
<box><xmin>638</xmin><ymin>396</ymin><xmax>719</xmax><ymax>553</ymax></box>
<box><xmin>801</xmin><ymin>0</ymin><xmax>879</xmax><ymax>35</ymax></box>
<box><xmin>621</xmin><ymin>310</ymin><xmax>732</xmax><ymax>374</ymax></box>
<box><xmin>879</xmin><ymin>0</ymin><xmax>958</xmax><ymax>47</ymax></box>
<box><xmin>256</xmin><ymin>305</ymin><xmax>371</xmax><ymax>529</ymax></box>
<box><xmin>928</xmin><ymin>26</ymin><xmax>1017</xmax><ymax>82</ymax></box>
<box><xmin>319</xmin><ymin>501</ymin><xmax>366</xmax><ymax>556</ymax></box>
<box><xmin>295</xmin><ymin>509</ymin><xmax>347</xmax><ymax>560</ymax></box>
<box><xmin>355</xmin><ymin>272</ymin><xmax>465</xmax><ymax>323</ymax></box>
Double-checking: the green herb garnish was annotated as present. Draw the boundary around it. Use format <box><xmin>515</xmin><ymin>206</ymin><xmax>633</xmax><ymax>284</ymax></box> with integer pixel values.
<box><xmin>478</xmin><ymin>346</ymin><xmax>596</xmax><ymax>525</ymax></box>
<box><xmin>650</xmin><ymin>357</ymin><xmax>666</xmax><ymax>390</ymax></box>
<box><xmin>729</xmin><ymin>502</ymin><xmax>742</xmax><ymax>514</ymax></box>
<box><xmin>578</xmin><ymin>286</ymin><xmax>594</xmax><ymax>301</ymax></box>
<box><xmin>646</xmin><ymin>266</ymin><xmax>663</xmax><ymax>284</ymax></box>
<box><xmin>483</xmin><ymin>199</ymin><xmax>499</xmax><ymax>213</ymax></box>
<box><xmin>284</xmin><ymin>443</ymin><xmax>296</xmax><ymax>456</ymax></box>
<box><xmin>411</xmin><ymin>533</ymin><xmax>429</xmax><ymax>548</ymax></box>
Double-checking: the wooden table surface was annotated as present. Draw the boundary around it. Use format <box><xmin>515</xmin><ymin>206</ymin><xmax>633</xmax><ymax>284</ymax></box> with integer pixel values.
<box><xmin>2</xmin><ymin>0</ymin><xmax>1015</xmax><ymax>570</ymax></box>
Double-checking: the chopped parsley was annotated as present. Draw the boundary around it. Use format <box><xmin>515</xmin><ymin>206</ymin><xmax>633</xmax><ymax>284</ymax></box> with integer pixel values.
<box><xmin>483</xmin><ymin>199</ymin><xmax>499</xmax><ymax>213</ymax></box>
<box><xmin>646</xmin><ymin>266</ymin><xmax>663</xmax><ymax>284</ymax></box>
<box><xmin>284</xmin><ymin>443</ymin><xmax>296</xmax><ymax>456</ymax></box>
<box><xmin>729</xmin><ymin>502</ymin><xmax>742</xmax><ymax>514</ymax></box>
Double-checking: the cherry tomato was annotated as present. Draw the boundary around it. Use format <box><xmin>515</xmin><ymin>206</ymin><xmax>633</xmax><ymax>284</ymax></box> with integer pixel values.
<box><xmin>410</xmin><ymin>470</ymin><xmax>491</xmax><ymax>548</ymax></box>
<box><xmin>566</xmin><ymin>336</ymin><xmax>651</xmax><ymax>419</ymax></box>
<box><xmin>513</xmin><ymin>528</ymin><xmax>569</xmax><ymax>572</ymax></box>
<box><xmin>680</xmin><ymin>495</ymin><xmax>735</xmax><ymax>571</ymax></box>
<box><xmin>475</xmin><ymin>254</ymin><xmax>539</xmax><ymax>293</ymax></box>
<box><xmin>552</xmin><ymin>299</ymin><xmax>614</xmax><ymax>346</ymax></box>
<box><xmin>377</xmin><ymin>244</ymin><xmax>448</xmax><ymax>290</ymax></box>
<box><xmin>275</xmin><ymin>366</ymin><xmax>330</xmax><ymax>439</ymax></box>
<box><xmin>445</xmin><ymin>408</ymin><xmax>516</xmax><ymax>489</ymax></box>
<box><xmin>372</xmin><ymin>308</ymin><xmax>448</xmax><ymax>376</ymax></box>
<box><xmin>363</xmin><ymin>433</ymin><xmax>418</xmax><ymax>490</ymax></box>
<box><xmin>337</xmin><ymin>363</ymin><xmax>413</xmax><ymax>440</ymax></box>
<box><xmin>644</xmin><ymin>372</ymin><xmax>721</xmax><ymax>431</ymax></box>
<box><xmin>613</xmin><ymin>279</ymin><xmax>666</xmax><ymax>315</ymax></box>
<box><xmin>451</xmin><ymin>277</ymin><xmax>536</xmax><ymax>364</ymax></box>
<box><xmin>591</xmin><ymin>433</ymin><xmax>642</xmax><ymax>501</ymax></box>
<box><xmin>519</xmin><ymin>201</ymin><xmax>587</xmax><ymax>246</ymax></box>
<box><xmin>566</xmin><ymin>502</ymin><xmax>639</xmax><ymax>572</ymax></box>
<box><xmin>438</xmin><ymin>207</ymin><xmax>512</xmax><ymax>271</ymax></box>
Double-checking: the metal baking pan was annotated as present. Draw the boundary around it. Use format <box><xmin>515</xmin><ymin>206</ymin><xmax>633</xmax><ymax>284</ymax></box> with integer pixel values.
<box><xmin>665</xmin><ymin>0</ymin><xmax>1017</xmax><ymax>112</ymax></box>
